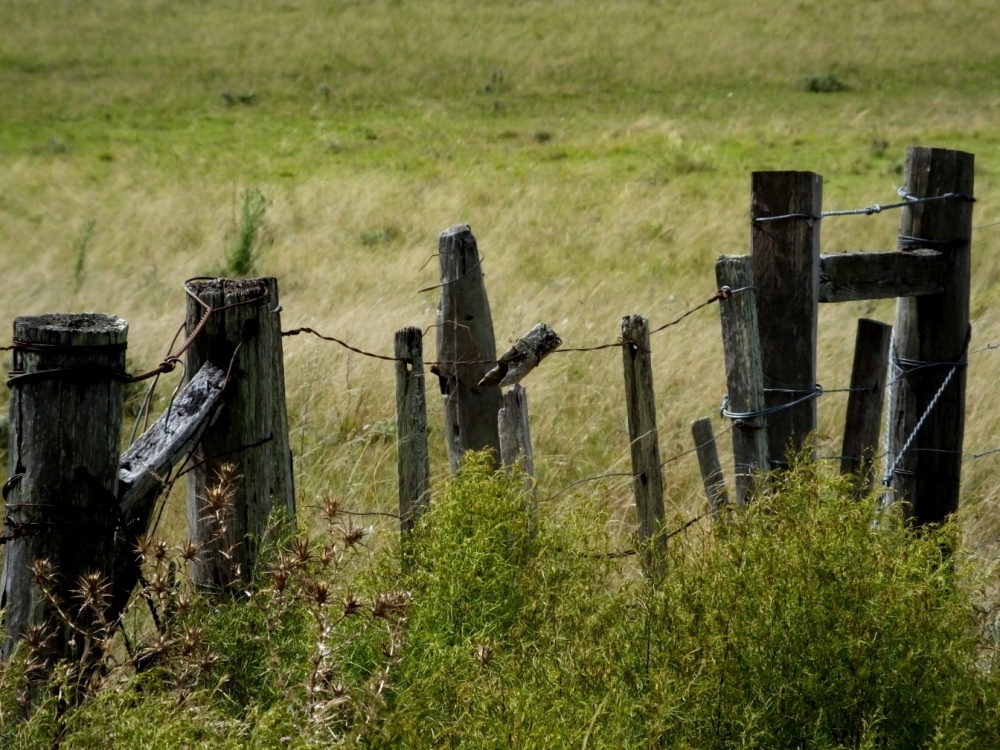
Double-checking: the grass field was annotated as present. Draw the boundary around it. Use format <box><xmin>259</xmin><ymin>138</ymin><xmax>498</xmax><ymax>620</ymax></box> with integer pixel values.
<box><xmin>3</xmin><ymin>0</ymin><xmax>1000</xmax><ymax>574</ymax></box>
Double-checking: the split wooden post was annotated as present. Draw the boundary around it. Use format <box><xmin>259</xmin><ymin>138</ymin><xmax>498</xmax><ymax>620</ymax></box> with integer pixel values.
<box><xmin>394</xmin><ymin>327</ymin><xmax>431</xmax><ymax>533</ymax></box>
<box><xmin>498</xmin><ymin>385</ymin><xmax>534</xmax><ymax>486</ymax></box>
<box><xmin>716</xmin><ymin>255</ymin><xmax>769</xmax><ymax>503</ymax></box>
<box><xmin>840</xmin><ymin>319</ymin><xmax>892</xmax><ymax>498</ymax></box>
<box><xmin>1</xmin><ymin>314</ymin><xmax>127</xmax><ymax>665</ymax></box>
<box><xmin>434</xmin><ymin>224</ymin><xmax>502</xmax><ymax>470</ymax></box>
<box><xmin>888</xmin><ymin>147</ymin><xmax>975</xmax><ymax>525</ymax></box>
<box><xmin>184</xmin><ymin>277</ymin><xmax>294</xmax><ymax>593</ymax></box>
<box><xmin>110</xmin><ymin>363</ymin><xmax>227</xmax><ymax>624</ymax></box>
<box><xmin>691</xmin><ymin>417</ymin><xmax>729</xmax><ymax>520</ymax></box>
<box><xmin>751</xmin><ymin>171</ymin><xmax>822</xmax><ymax>466</ymax></box>
<box><xmin>621</xmin><ymin>315</ymin><xmax>666</xmax><ymax>562</ymax></box>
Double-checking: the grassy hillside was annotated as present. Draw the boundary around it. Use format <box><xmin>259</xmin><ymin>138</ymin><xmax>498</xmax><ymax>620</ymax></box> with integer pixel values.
<box><xmin>2</xmin><ymin>0</ymin><xmax>1000</xmax><ymax>585</ymax></box>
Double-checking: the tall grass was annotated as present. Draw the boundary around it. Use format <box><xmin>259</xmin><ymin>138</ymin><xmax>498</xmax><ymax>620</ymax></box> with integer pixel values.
<box><xmin>6</xmin><ymin>455</ymin><xmax>994</xmax><ymax>747</ymax></box>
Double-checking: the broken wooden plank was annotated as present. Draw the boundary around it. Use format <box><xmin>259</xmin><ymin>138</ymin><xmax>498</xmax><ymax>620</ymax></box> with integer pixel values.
<box><xmin>479</xmin><ymin>323</ymin><xmax>562</xmax><ymax>388</ymax></box>
<box><xmin>818</xmin><ymin>249</ymin><xmax>947</xmax><ymax>303</ymax></box>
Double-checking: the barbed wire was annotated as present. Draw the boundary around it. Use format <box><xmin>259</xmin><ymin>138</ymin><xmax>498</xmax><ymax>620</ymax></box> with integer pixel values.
<box><xmin>754</xmin><ymin>189</ymin><xmax>975</xmax><ymax>224</ymax></box>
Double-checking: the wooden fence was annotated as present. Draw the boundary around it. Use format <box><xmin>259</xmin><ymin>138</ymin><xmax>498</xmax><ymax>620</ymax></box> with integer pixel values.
<box><xmin>0</xmin><ymin>145</ymin><xmax>977</xmax><ymax>673</ymax></box>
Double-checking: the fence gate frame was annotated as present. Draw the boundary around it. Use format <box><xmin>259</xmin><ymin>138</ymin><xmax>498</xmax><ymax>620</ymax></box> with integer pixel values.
<box><xmin>718</xmin><ymin>146</ymin><xmax>974</xmax><ymax>524</ymax></box>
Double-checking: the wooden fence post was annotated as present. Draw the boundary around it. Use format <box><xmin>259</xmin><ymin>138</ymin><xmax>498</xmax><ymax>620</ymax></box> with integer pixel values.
<box><xmin>691</xmin><ymin>417</ymin><xmax>729</xmax><ymax>519</ymax></box>
<box><xmin>1</xmin><ymin>314</ymin><xmax>127</xmax><ymax>666</ymax></box>
<box><xmin>840</xmin><ymin>319</ymin><xmax>891</xmax><ymax>498</ymax></box>
<box><xmin>888</xmin><ymin>147</ymin><xmax>975</xmax><ymax>524</ymax></box>
<box><xmin>184</xmin><ymin>277</ymin><xmax>294</xmax><ymax>592</ymax></box>
<box><xmin>621</xmin><ymin>315</ymin><xmax>666</xmax><ymax>561</ymax></box>
<box><xmin>751</xmin><ymin>171</ymin><xmax>822</xmax><ymax>466</ymax></box>
<box><xmin>716</xmin><ymin>255</ymin><xmax>769</xmax><ymax>503</ymax></box>
<box><xmin>434</xmin><ymin>224</ymin><xmax>502</xmax><ymax>470</ymax></box>
<box><xmin>498</xmin><ymin>385</ymin><xmax>534</xmax><ymax>486</ymax></box>
<box><xmin>395</xmin><ymin>327</ymin><xmax>431</xmax><ymax>533</ymax></box>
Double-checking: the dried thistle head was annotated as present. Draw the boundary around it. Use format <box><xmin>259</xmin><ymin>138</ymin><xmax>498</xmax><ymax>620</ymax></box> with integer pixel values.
<box><xmin>304</xmin><ymin>579</ymin><xmax>330</xmax><ymax>607</ymax></box>
<box><xmin>342</xmin><ymin>592</ymin><xmax>362</xmax><ymax>616</ymax></box>
<box><xmin>178</xmin><ymin>540</ymin><xmax>200</xmax><ymax>562</ymax></box>
<box><xmin>272</xmin><ymin>558</ymin><xmax>292</xmax><ymax>594</ymax></box>
<box><xmin>342</xmin><ymin>523</ymin><xmax>368</xmax><ymax>549</ymax></box>
<box><xmin>292</xmin><ymin>536</ymin><xmax>311</xmax><ymax>567</ymax></box>
<box><xmin>371</xmin><ymin>590</ymin><xmax>410</xmax><ymax>621</ymax></box>
<box><xmin>72</xmin><ymin>572</ymin><xmax>111</xmax><ymax>614</ymax></box>
<box><xmin>30</xmin><ymin>558</ymin><xmax>58</xmax><ymax>586</ymax></box>
<box><xmin>322</xmin><ymin>495</ymin><xmax>341</xmax><ymax>523</ymax></box>
<box><xmin>180</xmin><ymin>627</ymin><xmax>202</xmax><ymax>655</ymax></box>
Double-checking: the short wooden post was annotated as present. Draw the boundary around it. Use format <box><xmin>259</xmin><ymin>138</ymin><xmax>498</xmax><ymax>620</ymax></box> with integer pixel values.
<box><xmin>184</xmin><ymin>277</ymin><xmax>294</xmax><ymax>592</ymax></box>
<box><xmin>434</xmin><ymin>224</ymin><xmax>502</xmax><ymax>470</ymax></box>
<box><xmin>498</xmin><ymin>385</ymin><xmax>534</xmax><ymax>485</ymax></box>
<box><xmin>888</xmin><ymin>147</ymin><xmax>975</xmax><ymax>524</ymax></box>
<box><xmin>691</xmin><ymin>417</ymin><xmax>729</xmax><ymax>519</ymax></box>
<box><xmin>1</xmin><ymin>314</ymin><xmax>127</xmax><ymax>666</ymax></box>
<box><xmin>716</xmin><ymin>255</ymin><xmax>769</xmax><ymax>503</ymax></box>
<box><xmin>751</xmin><ymin>171</ymin><xmax>822</xmax><ymax>466</ymax></box>
<box><xmin>840</xmin><ymin>319</ymin><xmax>892</xmax><ymax>498</ymax></box>
<box><xmin>394</xmin><ymin>327</ymin><xmax>430</xmax><ymax>533</ymax></box>
<box><xmin>621</xmin><ymin>315</ymin><xmax>666</xmax><ymax>561</ymax></box>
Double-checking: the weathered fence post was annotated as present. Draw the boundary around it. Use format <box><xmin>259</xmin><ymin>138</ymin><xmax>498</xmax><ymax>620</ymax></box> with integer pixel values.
<box><xmin>498</xmin><ymin>385</ymin><xmax>534</xmax><ymax>486</ymax></box>
<box><xmin>394</xmin><ymin>327</ymin><xmax>430</xmax><ymax>533</ymax></box>
<box><xmin>840</xmin><ymin>319</ymin><xmax>891</xmax><ymax>498</ymax></box>
<box><xmin>888</xmin><ymin>147</ymin><xmax>975</xmax><ymax>524</ymax></box>
<box><xmin>691</xmin><ymin>417</ymin><xmax>729</xmax><ymax>519</ymax></box>
<box><xmin>716</xmin><ymin>255</ymin><xmax>769</xmax><ymax>503</ymax></box>
<box><xmin>434</xmin><ymin>224</ymin><xmax>502</xmax><ymax>470</ymax></box>
<box><xmin>184</xmin><ymin>277</ymin><xmax>294</xmax><ymax>592</ymax></box>
<box><xmin>621</xmin><ymin>315</ymin><xmax>666</xmax><ymax>563</ymax></box>
<box><xmin>1</xmin><ymin>314</ymin><xmax>127</xmax><ymax>666</ymax></box>
<box><xmin>751</xmin><ymin>171</ymin><xmax>822</xmax><ymax>466</ymax></box>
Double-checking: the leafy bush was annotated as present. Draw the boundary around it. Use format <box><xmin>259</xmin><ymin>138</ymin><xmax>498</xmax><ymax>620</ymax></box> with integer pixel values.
<box><xmin>2</xmin><ymin>455</ymin><xmax>997</xmax><ymax>748</ymax></box>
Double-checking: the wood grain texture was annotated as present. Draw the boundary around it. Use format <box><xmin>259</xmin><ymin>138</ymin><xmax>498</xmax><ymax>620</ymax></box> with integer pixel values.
<box><xmin>751</xmin><ymin>171</ymin><xmax>821</xmax><ymax>466</ymax></box>
<box><xmin>2</xmin><ymin>313</ymin><xmax>127</xmax><ymax>664</ymax></box>
<box><xmin>184</xmin><ymin>277</ymin><xmax>294</xmax><ymax>592</ymax></box>
<box><xmin>395</xmin><ymin>327</ymin><xmax>430</xmax><ymax>533</ymax></box>
<box><xmin>716</xmin><ymin>255</ymin><xmax>769</xmax><ymax>503</ymax></box>
<box><xmin>819</xmin><ymin>250</ymin><xmax>947</xmax><ymax>302</ymax></box>
<box><xmin>691</xmin><ymin>417</ymin><xmax>729</xmax><ymax>520</ymax></box>
<box><xmin>840</xmin><ymin>319</ymin><xmax>891</xmax><ymax>498</ymax></box>
<box><xmin>435</xmin><ymin>224</ymin><xmax>502</xmax><ymax>470</ymax></box>
<box><xmin>888</xmin><ymin>147</ymin><xmax>974</xmax><ymax>524</ymax></box>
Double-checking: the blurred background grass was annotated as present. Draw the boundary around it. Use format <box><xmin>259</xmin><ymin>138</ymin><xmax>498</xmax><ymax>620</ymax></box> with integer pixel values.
<box><xmin>2</xmin><ymin>0</ymin><xmax>1000</xmax><ymax>578</ymax></box>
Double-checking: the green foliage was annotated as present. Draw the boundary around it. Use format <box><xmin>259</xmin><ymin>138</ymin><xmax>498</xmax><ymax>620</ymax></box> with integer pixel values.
<box><xmin>357</xmin><ymin>455</ymin><xmax>1000</xmax><ymax>748</ymax></box>
<box><xmin>2</xmin><ymin>457</ymin><xmax>998</xmax><ymax>747</ymax></box>
<box><xmin>222</xmin><ymin>188</ymin><xmax>269</xmax><ymax>278</ymax></box>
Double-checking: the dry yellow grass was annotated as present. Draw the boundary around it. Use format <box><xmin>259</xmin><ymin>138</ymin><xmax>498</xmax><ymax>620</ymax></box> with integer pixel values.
<box><xmin>2</xmin><ymin>0</ymin><xmax>1000</xmax><ymax>567</ymax></box>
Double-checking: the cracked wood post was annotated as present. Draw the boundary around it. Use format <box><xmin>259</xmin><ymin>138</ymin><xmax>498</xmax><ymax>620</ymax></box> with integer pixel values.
<box><xmin>184</xmin><ymin>277</ymin><xmax>294</xmax><ymax>593</ymax></box>
<box><xmin>716</xmin><ymin>255</ymin><xmax>769</xmax><ymax>503</ymax></box>
<box><xmin>840</xmin><ymin>319</ymin><xmax>891</xmax><ymax>498</ymax></box>
<box><xmin>109</xmin><ymin>362</ymin><xmax>226</xmax><ymax>626</ymax></box>
<box><xmin>888</xmin><ymin>147</ymin><xmax>974</xmax><ymax>525</ymax></box>
<box><xmin>395</xmin><ymin>327</ymin><xmax>430</xmax><ymax>533</ymax></box>
<box><xmin>434</xmin><ymin>224</ymin><xmax>502</xmax><ymax>470</ymax></box>
<box><xmin>751</xmin><ymin>170</ymin><xmax>822</xmax><ymax>466</ymax></box>
<box><xmin>498</xmin><ymin>385</ymin><xmax>534</xmax><ymax>491</ymax></box>
<box><xmin>621</xmin><ymin>315</ymin><xmax>666</xmax><ymax>564</ymax></box>
<box><xmin>1</xmin><ymin>313</ymin><xmax>127</xmax><ymax>667</ymax></box>
<box><xmin>691</xmin><ymin>417</ymin><xmax>729</xmax><ymax>520</ymax></box>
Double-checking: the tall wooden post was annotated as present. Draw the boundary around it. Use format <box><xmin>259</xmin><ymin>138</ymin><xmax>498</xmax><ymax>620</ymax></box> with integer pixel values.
<box><xmin>841</xmin><ymin>319</ymin><xmax>892</xmax><ymax>498</ymax></box>
<box><xmin>394</xmin><ymin>327</ymin><xmax>431</xmax><ymax>533</ymax></box>
<box><xmin>2</xmin><ymin>314</ymin><xmax>127</xmax><ymax>665</ymax></box>
<box><xmin>751</xmin><ymin>171</ymin><xmax>822</xmax><ymax>466</ymax></box>
<box><xmin>185</xmin><ymin>277</ymin><xmax>294</xmax><ymax>592</ymax></box>
<box><xmin>434</xmin><ymin>224</ymin><xmax>502</xmax><ymax>470</ymax></box>
<box><xmin>716</xmin><ymin>256</ymin><xmax>769</xmax><ymax>503</ymax></box>
<box><xmin>888</xmin><ymin>147</ymin><xmax>974</xmax><ymax>524</ymax></box>
<box><xmin>621</xmin><ymin>315</ymin><xmax>666</xmax><ymax>561</ymax></box>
